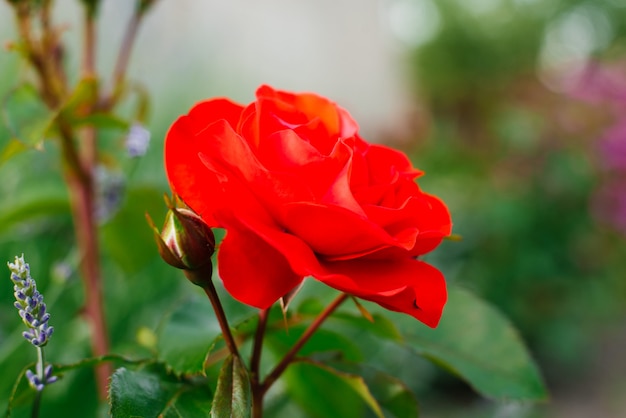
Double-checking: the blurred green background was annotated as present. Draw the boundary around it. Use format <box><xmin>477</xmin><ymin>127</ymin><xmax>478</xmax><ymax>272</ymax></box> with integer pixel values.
<box><xmin>1</xmin><ymin>0</ymin><xmax>626</xmax><ymax>417</ymax></box>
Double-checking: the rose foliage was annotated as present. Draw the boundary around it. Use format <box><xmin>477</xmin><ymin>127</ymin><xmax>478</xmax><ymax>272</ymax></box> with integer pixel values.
<box><xmin>165</xmin><ymin>85</ymin><xmax>452</xmax><ymax>327</ymax></box>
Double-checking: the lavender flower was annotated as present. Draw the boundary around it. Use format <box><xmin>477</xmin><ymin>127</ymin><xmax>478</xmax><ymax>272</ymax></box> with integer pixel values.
<box><xmin>8</xmin><ymin>255</ymin><xmax>57</xmax><ymax>391</ymax></box>
<box><xmin>125</xmin><ymin>122</ymin><xmax>151</xmax><ymax>158</ymax></box>
<box><xmin>9</xmin><ymin>255</ymin><xmax>54</xmax><ymax>347</ymax></box>
<box><xmin>25</xmin><ymin>365</ymin><xmax>57</xmax><ymax>392</ymax></box>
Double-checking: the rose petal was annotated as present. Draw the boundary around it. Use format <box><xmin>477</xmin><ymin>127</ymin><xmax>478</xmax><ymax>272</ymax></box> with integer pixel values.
<box><xmin>165</xmin><ymin>100</ymin><xmax>243</xmax><ymax>225</ymax></box>
<box><xmin>317</xmin><ymin>258</ymin><xmax>447</xmax><ymax>328</ymax></box>
<box><xmin>196</xmin><ymin>120</ymin><xmax>315</xmax><ymax>215</ymax></box>
<box><xmin>218</xmin><ymin>226</ymin><xmax>304</xmax><ymax>309</ymax></box>
<box><xmin>283</xmin><ymin>202</ymin><xmax>415</xmax><ymax>258</ymax></box>
<box><xmin>217</xmin><ymin>211</ymin><xmax>445</xmax><ymax>327</ymax></box>
<box><xmin>186</xmin><ymin>98</ymin><xmax>244</xmax><ymax>132</ymax></box>
<box><xmin>259</xmin><ymin>130</ymin><xmax>356</xmax><ymax>202</ymax></box>
<box><xmin>365</xmin><ymin>144</ymin><xmax>423</xmax><ymax>183</ymax></box>
<box><xmin>364</xmin><ymin>193</ymin><xmax>452</xmax><ymax>255</ymax></box>
<box><xmin>165</xmin><ymin>116</ymin><xmax>236</xmax><ymax>226</ymax></box>
<box><xmin>255</xmin><ymin>85</ymin><xmax>359</xmax><ymax>149</ymax></box>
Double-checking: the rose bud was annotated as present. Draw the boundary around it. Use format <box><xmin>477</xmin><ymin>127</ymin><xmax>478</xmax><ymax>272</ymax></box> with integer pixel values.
<box><xmin>147</xmin><ymin>202</ymin><xmax>215</xmax><ymax>284</ymax></box>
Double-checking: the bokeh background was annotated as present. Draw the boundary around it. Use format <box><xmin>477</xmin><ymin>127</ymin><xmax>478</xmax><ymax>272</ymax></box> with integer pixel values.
<box><xmin>1</xmin><ymin>0</ymin><xmax>626</xmax><ymax>417</ymax></box>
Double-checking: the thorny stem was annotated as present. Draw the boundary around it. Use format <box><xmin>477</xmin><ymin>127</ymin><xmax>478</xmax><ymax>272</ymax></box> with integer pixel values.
<box><xmin>259</xmin><ymin>293</ymin><xmax>349</xmax><ymax>397</ymax></box>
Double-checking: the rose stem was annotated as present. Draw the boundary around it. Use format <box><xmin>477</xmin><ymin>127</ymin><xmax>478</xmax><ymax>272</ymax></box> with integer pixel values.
<box><xmin>250</xmin><ymin>308</ymin><xmax>269</xmax><ymax>417</ymax></box>
<box><xmin>251</xmin><ymin>308</ymin><xmax>269</xmax><ymax>379</ymax></box>
<box><xmin>259</xmin><ymin>293</ymin><xmax>349</xmax><ymax>396</ymax></box>
<box><xmin>186</xmin><ymin>270</ymin><xmax>241</xmax><ymax>359</ymax></box>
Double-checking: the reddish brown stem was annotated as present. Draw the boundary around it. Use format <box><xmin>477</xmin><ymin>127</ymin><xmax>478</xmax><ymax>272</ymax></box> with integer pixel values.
<box><xmin>101</xmin><ymin>11</ymin><xmax>141</xmax><ymax>109</ymax></box>
<box><xmin>250</xmin><ymin>308</ymin><xmax>269</xmax><ymax>417</ymax></box>
<box><xmin>83</xmin><ymin>11</ymin><xmax>96</xmax><ymax>78</ymax></box>
<box><xmin>259</xmin><ymin>293</ymin><xmax>349</xmax><ymax>397</ymax></box>
<box><xmin>66</xmin><ymin>168</ymin><xmax>111</xmax><ymax>400</ymax></box>
<box><xmin>13</xmin><ymin>7</ymin><xmax>63</xmax><ymax>107</ymax></box>
<box><xmin>250</xmin><ymin>309</ymin><xmax>268</xmax><ymax>382</ymax></box>
<box><xmin>60</xmin><ymin>121</ymin><xmax>109</xmax><ymax>399</ymax></box>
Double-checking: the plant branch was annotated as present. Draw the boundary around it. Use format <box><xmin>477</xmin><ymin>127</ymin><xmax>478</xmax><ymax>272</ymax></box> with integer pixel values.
<box><xmin>31</xmin><ymin>390</ymin><xmax>41</xmax><ymax>418</ymax></box>
<box><xmin>186</xmin><ymin>270</ymin><xmax>241</xmax><ymax>359</ymax></box>
<box><xmin>30</xmin><ymin>347</ymin><xmax>45</xmax><ymax>418</ymax></box>
<box><xmin>260</xmin><ymin>293</ymin><xmax>348</xmax><ymax>395</ymax></box>
<box><xmin>250</xmin><ymin>308</ymin><xmax>268</xmax><ymax>384</ymax></box>
<box><xmin>101</xmin><ymin>10</ymin><xmax>142</xmax><ymax>109</ymax></box>
<box><xmin>82</xmin><ymin>8</ymin><xmax>96</xmax><ymax>78</ymax></box>
<box><xmin>59</xmin><ymin>124</ymin><xmax>110</xmax><ymax>401</ymax></box>
<box><xmin>250</xmin><ymin>309</ymin><xmax>268</xmax><ymax>418</ymax></box>
<box><xmin>12</xmin><ymin>6</ymin><xmax>63</xmax><ymax>107</ymax></box>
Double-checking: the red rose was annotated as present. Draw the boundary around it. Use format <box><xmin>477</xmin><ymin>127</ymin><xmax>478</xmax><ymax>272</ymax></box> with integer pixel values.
<box><xmin>165</xmin><ymin>85</ymin><xmax>452</xmax><ymax>327</ymax></box>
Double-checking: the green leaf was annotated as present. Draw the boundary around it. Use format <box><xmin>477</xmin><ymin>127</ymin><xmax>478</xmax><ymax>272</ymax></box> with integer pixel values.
<box><xmin>71</xmin><ymin>113</ymin><xmax>130</xmax><ymax>131</ymax></box>
<box><xmin>0</xmin><ymin>195</ymin><xmax>69</xmax><ymax>235</ymax></box>
<box><xmin>101</xmin><ymin>186</ymin><xmax>167</xmax><ymax>273</ymax></box>
<box><xmin>109</xmin><ymin>364</ymin><xmax>212</xmax><ymax>418</ymax></box>
<box><xmin>0</xmin><ymin>139</ymin><xmax>28</xmax><ymax>165</ymax></box>
<box><xmin>54</xmin><ymin>354</ymin><xmax>148</xmax><ymax>374</ymax></box>
<box><xmin>4</xmin><ymin>355</ymin><xmax>148</xmax><ymax>417</ymax></box>
<box><xmin>399</xmin><ymin>285</ymin><xmax>548</xmax><ymax>401</ymax></box>
<box><xmin>61</xmin><ymin>77</ymin><xmax>98</xmax><ymax>118</ymax></box>
<box><xmin>2</xmin><ymin>83</ymin><xmax>58</xmax><ymax>150</ymax></box>
<box><xmin>210</xmin><ymin>356</ymin><xmax>251</xmax><ymax>418</ymax></box>
<box><xmin>267</xmin><ymin>326</ymin><xmax>363</xmax><ymax>363</ymax></box>
<box><xmin>300</xmin><ymin>356</ymin><xmax>420</xmax><ymax>418</ymax></box>
<box><xmin>296</xmin><ymin>298</ymin><xmax>403</xmax><ymax>343</ymax></box>
<box><xmin>332</xmin><ymin>311</ymin><xmax>404</xmax><ymax>343</ymax></box>
<box><xmin>4</xmin><ymin>363</ymin><xmax>35</xmax><ymax>417</ymax></box>
<box><xmin>283</xmin><ymin>361</ymin><xmax>366</xmax><ymax>418</ymax></box>
<box><xmin>157</xmin><ymin>297</ymin><xmax>223</xmax><ymax>376</ymax></box>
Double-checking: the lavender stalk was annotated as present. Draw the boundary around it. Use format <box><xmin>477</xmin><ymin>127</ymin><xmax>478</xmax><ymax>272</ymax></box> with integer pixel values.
<box><xmin>8</xmin><ymin>255</ymin><xmax>57</xmax><ymax>418</ymax></box>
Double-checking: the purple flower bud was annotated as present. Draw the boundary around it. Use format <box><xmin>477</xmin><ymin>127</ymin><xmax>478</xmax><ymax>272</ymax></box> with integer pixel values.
<box><xmin>22</xmin><ymin>311</ymin><xmax>34</xmax><ymax>325</ymax></box>
<box><xmin>25</xmin><ymin>370</ymin><xmax>45</xmax><ymax>391</ymax></box>
<box><xmin>44</xmin><ymin>364</ymin><xmax>54</xmax><ymax>379</ymax></box>
<box><xmin>10</xmin><ymin>272</ymin><xmax>23</xmax><ymax>285</ymax></box>
<box><xmin>126</xmin><ymin>123</ymin><xmax>151</xmax><ymax>158</ymax></box>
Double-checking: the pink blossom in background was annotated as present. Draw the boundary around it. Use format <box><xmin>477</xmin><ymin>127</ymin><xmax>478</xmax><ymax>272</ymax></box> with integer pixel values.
<box><xmin>571</xmin><ymin>62</ymin><xmax>626</xmax><ymax>234</ymax></box>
